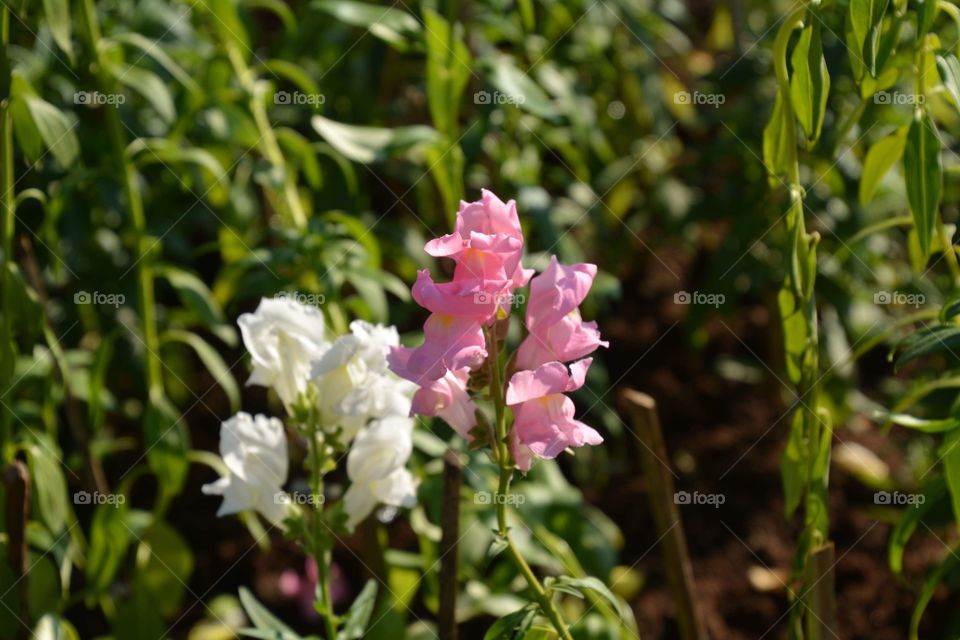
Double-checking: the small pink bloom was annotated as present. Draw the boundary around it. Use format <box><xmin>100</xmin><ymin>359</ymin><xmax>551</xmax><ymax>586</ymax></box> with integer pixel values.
<box><xmin>388</xmin><ymin>348</ymin><xmax>478</xmax><ymax>439</ymax></box>
<box><xmin>505</xmin><ymin>359</ymin><xmax>592</xmax><ymax>404</ymax></box>
<box><xmin>412</xmin><ymin>270</ymin><xmax>504</xmax><ymax>320</ymax></box>
<box><xmin>505</xmin><ymin>359</ymin><xmax>600</xmax><ymax>469</ymax></box>
<box><xmin>509</xmin><ymin>394</ymin><xmax>602</xmax><ymax>470</ymax></box>
<box><xmin>418</xmin><ymin>191</ymin><xmax>533</xmax><ymax>324</ymax></box>
<box><xmin>516</xmin><ymin>308</ymin><xmax>607</xmax><ymax>369</ymax></box>
<box><xmin>457</xmin><ymin>189</ymin><xmax>523</xmax><ymax>240</ymax></box>
<box><xmin>525</xmin><ymin>257</ymin><xmax>598</xmax><ymax>333</ymax></box>
<box><xmin>389</xmin><ymin>314</ymin><xmax>486</xmax><ymax>382</ymax></box>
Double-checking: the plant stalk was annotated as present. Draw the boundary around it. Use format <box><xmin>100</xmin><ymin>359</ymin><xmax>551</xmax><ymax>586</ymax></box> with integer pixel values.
<box><xmin>486</xmin><ymin>327</ymin><xmax>574</xmax><ymax>640</ymax></box>
<box><xmin>0</xmin><ymin>4</ymin><xmax>14</xmax><ymax>457</ymax></box>
<box><xmin>308</xmin><ymin>408</ymin><xmax>338</xmax><ymax>640</ymax></box>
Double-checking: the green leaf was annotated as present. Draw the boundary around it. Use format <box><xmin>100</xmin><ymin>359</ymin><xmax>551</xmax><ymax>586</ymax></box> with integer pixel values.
<box><xmin>238</xmin><ymin>587</ymin><xmax>300</xmax><ymax>638</ymax></box>
<box><xmin>483</xmin><ymin>607</ymin><xmax>536</xmax><ymax>640</ymax></box>
<box><xmin>482</xmin><ymin>55</ymin><xmax>558</xmax><ymax>120</ymax></box>
<box><xmin>42</xmin><ymin>0</ymin><xmax>74</xmax><ymax>62</ymax></box>
<box><xmin>260</xmin><ymin>59</ymin><xmax>322</xmax><ymax>101</ymax></box>
<box><xmin>313</xmin><ymin>0</ymin><xmax>421</xmax><ymax>50</ymax></box>
<box><xmin>903</xmin><ymin>112</ymin><xmax>941</xmax><ymax>260</ymax></box>
<box><xmin>423</xmin><ymin>9</ymin><xmax>471</xmax><ymax>133</ymax></box>
<box><xmin>915</xmin><ymin>0</ymin><xmax>939</xmax><ymax>40</ymax></box>
<box><xmin>161</xmin><ymin>330</ymin><xmax>240</xmax><ymax>413</ymax></box>
<box><xmin>781</xmin><ymin>411</ymin><xmax>808</xmax><ymax>517</ymax></box>
<box><xmin>127</xmin><ymin>139</ymin><xmax>230</xmax><ymax>206</ymax></box>
<box><xmin>936</xmin><ymin>52</ymin><xmax>960</xmax><ymax>111</ymax></box>
<box><xmin>551</xmin><ymin>576</ymin><xmax>626</xmax><ymax>618</ymax></box>
<box><xmin>111</xmin><ymin>32</ymin><xmax>201</xmax><ymax>95</ymax></box>
<box><xmin>144</xmin><ymin>395</ymin><xmax>189</xmax><ymax>498</ymax></box>
<box><xmin>33</xmin><ymin>614</ymin><xmax>80</xmax><ymax>640</ymax></box>
<box><xmin>246</xmin><ymin>0</ymin><xmax>297</xmax><ymax>33</ymax></box>
<box><xmin>337</xmin><ymin>580</ymin><xmax>378</xmax><ymax>640</ymax></box>
<box><xmin>849</xmin><ymin>0</ymin><xmax>890</xmax><ymax>76</ymax></box>
<box><xmin>132</xmin><ymin>520</ymin><xmax>195</xmax><ymax>617</ymax></box>
<box><xmin>789</xmin><ymin>19</ymin><xmax>830</xmax><ymax>145</ymax></box>
<box><xmin>879</xmin><ymin>412</ymin><xmax>960</xmax><ymax>433</ymax></box>
<box><xmin>889</xmin><ymin>475</ymin><xmax>946</xmax><ymax>574</ymax></box>
<box><xmin>10</xmin><ymin>74</ymin><xmax>78</xmax><ymax>167</ymax></box>
<box><xmin>763</xmin><ymin>93</ymin><xmax>790</xmax><ymax>185</ymax></box>
<box><xmin>859</xmin><ymin>127</ymin><xmax>907</xmax><ymax>206</ymax></box>
<box><xmin>24</xmin><ymin>435</ymin><xmax>70</xmax><ymax>535</ymax></box>
<box><xmin>109</xmin><ymin>63</ymin><xmax>176</xmax><ymax>125</ymax></box>
<box><xmin>156</xmin><ymin>264</ymin><xmax>236</xmax><ymax>345</ymax></box>
<box><xmin>941</xmin><ymin>430</ymin><xmax>960</xmax><ymax>524</ymax></box>
<box><xmin>85</xmin><ymin>501</ymin><xmax>132</xmax><ymax>597</ymax></box>
<box><xmin>311</xmin><ymin>115</ymin><xmax>441</xmax><ymax>163</ymax></box>
<box><xmin>895</xmin><ymin>324</ymin><xmax>960</xmax><ymax>369</ymax></box>
<box><xmin>276</xmin><ymin>128</ymin><xmax>322</xmax><ymax>189</ymax></box>
<box><xmin>112</xmin><ymin>588</ymin><xmax>166</xmax><ymax>640</ymax></box>
<box><xmin>911</xmin><ymin>551</ymin><xmax>960</xmax><ymax>640</ymax></box>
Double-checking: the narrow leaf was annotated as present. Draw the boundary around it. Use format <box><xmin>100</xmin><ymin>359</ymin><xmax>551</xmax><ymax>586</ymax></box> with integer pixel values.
<box><xmin>859</xmin><ymin>127</ymin><xmax>907</xmax><ymax>206</ymax></box>
<box><xmin>789</xmin><ymin>19</ymin><xmax>831</xmax><ymax>144</ymax></box>
<box><xmin>903</xmin><ymin>112</ymin><xmax>941</xmax><ymax>259</ymax></box>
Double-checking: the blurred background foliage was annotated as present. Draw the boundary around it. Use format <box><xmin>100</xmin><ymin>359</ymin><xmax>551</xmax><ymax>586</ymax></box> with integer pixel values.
<box><xmin>4</xmin><ymin>0</ymin><xmax>960</xmax><ymax>637</ymax></box>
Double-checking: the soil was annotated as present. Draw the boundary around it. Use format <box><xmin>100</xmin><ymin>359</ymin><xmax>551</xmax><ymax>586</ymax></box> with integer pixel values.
<box><xmin>595</xmin><ymin>239</ymin><xmax>955</xmax><ymax>640</ymax></box>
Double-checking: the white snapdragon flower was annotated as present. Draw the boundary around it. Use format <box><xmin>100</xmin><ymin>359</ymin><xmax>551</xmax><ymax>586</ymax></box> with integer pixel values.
<box><xmin>202</xmin><ymin>412</ymin><xmax>290</xmax><ymax>524</ymax></box>
<box><xmin>311</xmin><ymin>321</ymin><xmax>416</xmax><ymax>440</ymax></box>
<box><xmin>342</xmin><ymin>415</ymin><xmax>418</xmax><ymax>529</ymax></box>
<box><xmin>239</xmin><ymin>297</ymin><xmax>329</xmax><ymax>407</ymax></box>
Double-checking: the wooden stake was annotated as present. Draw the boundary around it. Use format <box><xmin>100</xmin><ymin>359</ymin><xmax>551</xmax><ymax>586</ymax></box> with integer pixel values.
<box><xmin>4</xmin><ymin>461</ymin><xmax>30</xmax><ymax>640</ymax></box>
<box><xmin>439</xmin><ymin>448</ymin><xmax>463</xmax><ymax>640</ymax></box>
<box><xmin>620</xmin><ymin>389</ymin><xmax>707</xmax><ymax>640</ymax></box>
<box><xmin>805</xmin><ymin>542</ymin><xmax>837</xmax><ymax>640</ymax></box>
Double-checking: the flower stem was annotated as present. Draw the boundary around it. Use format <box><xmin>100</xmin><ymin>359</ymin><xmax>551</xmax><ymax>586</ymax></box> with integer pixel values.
<box><xmin>485</xmin><ymin>328</ymin><xmax>574</xmax><ymax>640</ymax></box>
<box><xmin>0</xmin><ymin>4</ymin><xmax>15</xmax><ymax>457</ymax></box>
<box><xmin>308</xmin><ymin>410</ymin><xmax>338</xmax><ymax>640</ymax></box>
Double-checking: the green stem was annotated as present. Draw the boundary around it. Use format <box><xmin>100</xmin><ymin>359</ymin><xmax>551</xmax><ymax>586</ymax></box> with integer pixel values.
<box><xmin>774</xmin><ymin>4</ymin><xmax>833</xmax><ymax>635</ymax></box>
<box><xmin>486</xmin><ymin>328</ymin><xmax>574</xmax><ymax>640</ymax></box>
<box><xmin>221</xmin><ymin>37</ymin><xmax>306</xmax><ymax>229</ymax></box>
<box><xmin>0</xmin><ymin>5</ymin><xmax>13</xmax><ymax>457</ymax></box>
<box><xmin>79</xmin><ymin>0</ymin><xmax>163</xmax><ymax>403</ymax></box>
<box><xmin>308</xmin><ymin>409</ymin><xmax>338</xmax><ymax>640</ymax></box>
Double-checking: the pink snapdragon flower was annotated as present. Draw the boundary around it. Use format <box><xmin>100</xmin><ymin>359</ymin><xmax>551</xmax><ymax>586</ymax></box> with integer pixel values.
<box><xmin>387</xmin><ymin>347</ymin><xmax>477</xmax><ymax>439</ymax></box>
<box><xmin>391</xmin><ymin>190</ymin><xmax>606</xmax><ymax>470</ymax></box>
<box><xmin>505</xmin><ymin>359</ymin><xmax>601</xmax><ymax>470</ymax></box>
<box><xmin>515</xmin><ymin>257</ymin><xmax>609</xmax><ymax>369</ymax></box>
<box><xmin>412</xmin><ymin>190</ymin><xmax>533</xmax><ymax>325</ymax></box>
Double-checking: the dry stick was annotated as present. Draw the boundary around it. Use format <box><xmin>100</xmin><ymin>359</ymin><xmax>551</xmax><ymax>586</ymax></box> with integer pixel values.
<box><xmin>439</xmin><ymin>448</ymin><xmax>463</xmax><ymax>640</ymax></box>
<box><xmin>805</xmin><ymin>543</ymin><xmax>837</xmax><ymax>640</ymax></box>
<box><xmin>4</xmin><ymin>461</ymin><xmax>30</xmax><ymax>640</ymax></box>
<box><xmin>619</xmin><ymin>389</ymin><xmax>707</xmax><ymax>640</ymax></box>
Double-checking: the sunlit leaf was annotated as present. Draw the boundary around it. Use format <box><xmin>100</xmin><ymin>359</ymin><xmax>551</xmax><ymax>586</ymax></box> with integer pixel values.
<box><xmin>903</xmin><ymin>112</ymin><xmax>941</xmax><ymax>259</ymax></box>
